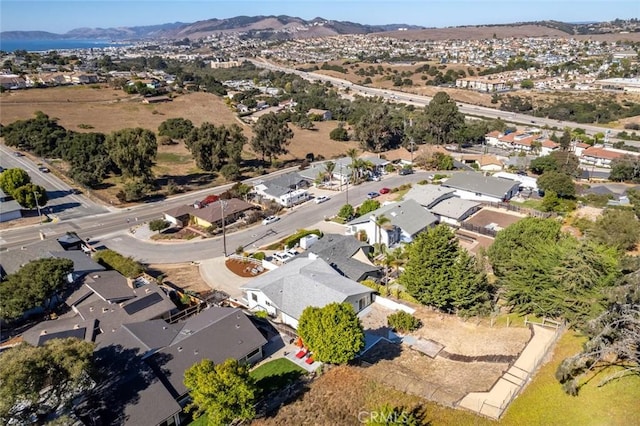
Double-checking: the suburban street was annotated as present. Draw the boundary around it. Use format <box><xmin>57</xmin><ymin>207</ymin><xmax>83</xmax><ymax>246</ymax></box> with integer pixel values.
<box><xmin>0</xmin><ymin>149</ymin><xmax>428</xmax><ymax>261</ymax></box>
<box><xmin>0</xmin><ymin>144</ymin><xmax>108</xmax><ymax>220</ymax></box>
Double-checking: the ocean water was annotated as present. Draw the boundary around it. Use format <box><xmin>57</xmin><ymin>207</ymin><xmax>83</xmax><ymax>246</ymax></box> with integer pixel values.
<box><xmin>0</xmin><ymin>39</ymin><xmax>131</xmax><ymax>52</ymax></box>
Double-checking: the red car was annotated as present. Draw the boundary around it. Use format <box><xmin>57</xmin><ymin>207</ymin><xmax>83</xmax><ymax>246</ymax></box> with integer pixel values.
<box><xmin>379</xmin><ymin>187</ymin><xmax>391</xmax><ymax>194</ymax></box>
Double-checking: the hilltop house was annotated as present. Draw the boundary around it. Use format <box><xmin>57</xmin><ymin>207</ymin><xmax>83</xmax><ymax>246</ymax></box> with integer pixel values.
<box><xmin>253</xmin><ymin>173</ymin><xmax>311</xmax><ymax>207</ymax></box>
<box><xmin>241</xmin><ymin>257</ymin><xmax>375</xmax><ymax>329</ymax></box>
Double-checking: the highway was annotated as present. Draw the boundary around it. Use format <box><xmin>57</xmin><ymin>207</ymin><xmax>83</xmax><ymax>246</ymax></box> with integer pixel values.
<box><xmin>249</xmin><ymin>58</ymin><xmax>624</xmax><ymax>142</ymax></box>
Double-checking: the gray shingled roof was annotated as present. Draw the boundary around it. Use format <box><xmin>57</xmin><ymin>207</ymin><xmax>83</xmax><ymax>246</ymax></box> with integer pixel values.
<box><xmin>308</xmin><ymin>234</ymin><xmax>380</xmax><ymax>281</ymax></box>
<box><xmin>404</xmin><ymin>184</ymin><xmax>455</xmax><ymax>208</ymax></box>
<box><xmin>84</xmin><ymin>270</ymin><xmax>135</xmax><ymax>303</ymax></box>
<box><xmin>0</xmin><ymin>239</ymin><xmax>65</xmax><ymax>275</ymax></box>
<box><xmin>429</xmin><ymin>198</ymin><xmax>481</xmax><ymax>220</ymax></box>
<box><xmin>443</xmin><ymin>172</ymin><xmax>521</xmax><ymax>198</ymax></box>
<box><xmin>347</xmin><ymin>199</ymin><xmax>438</xmax><ymax>237</ymax></box>
<box><xmin>241</xmin><ymin>258</ymin><xmax>374</xmax><ymax>320</ymax></box>
<box><xmin>50</xmin><ymin>251</ymin><xmax>105</xmax><ymax>276</ymax></box>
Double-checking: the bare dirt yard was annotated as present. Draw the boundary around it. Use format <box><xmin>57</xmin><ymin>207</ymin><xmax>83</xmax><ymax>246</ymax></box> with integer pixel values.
<box><xmin>464</xmin><ymin>207</ymin><xmax>526</xmax><ymax>230</ymax></box>
<box><xmin>355</xmin><ymin>303</ymin><xmax>531</xmax><ymax>406</ymax></box>
<box><xmin>146</xmin><ymin>263</ymin><xmax>210</xmax><ymax>296</ymax></box>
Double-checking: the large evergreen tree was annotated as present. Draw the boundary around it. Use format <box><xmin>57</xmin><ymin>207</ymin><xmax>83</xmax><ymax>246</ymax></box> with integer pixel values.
<box><xmin>423</xmin><ymin>92</ymin><xmax>464</xmax><ymax>145</ymax></box>
<box><xmin>105</xmin><ymin>127</ymin><xmax>157</xmax><ymax>180</ymax></box>
<box><xmin>399</xmin><ymin>225</ymin><xmax>492</xmax><ymax>316</ymax></box>
<box><xmin>250</xmin><ymin>113</ymin><xmax>293</xmax><ymax>162</ymax></box>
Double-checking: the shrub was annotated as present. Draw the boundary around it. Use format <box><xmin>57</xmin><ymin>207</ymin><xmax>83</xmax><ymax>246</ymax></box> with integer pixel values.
<box><xmin>338</xmin><ymin>204</ymin><xmax>355</xmax><ymax>220</ymax></box>
<box><xmin>250</xmin><ymin>252</ymin><xmax>266</xmax><ymax>261</ymax></box>
<box><xmin>283</xmin><ymin>229</ymin><xmax>322</xmax><ymax>249</ymax></box>
<box><xmin>149</xmin><ymin>219</ymin><xmax>170</xmax><ymax>232</ymax></box>
<box><xmin>254</xmin><ymin>310</ymin><xmax>269</xmax><ymax>319</ymax></box>
<box><xmin>387</xmin><ymin>311</ymin><xmax>421</xmax><ymax>333</ymax></box>
<box><xmin>93</xmin><ymin>249</ymin><xmax>144</xmax><ymax>278</ymax></box>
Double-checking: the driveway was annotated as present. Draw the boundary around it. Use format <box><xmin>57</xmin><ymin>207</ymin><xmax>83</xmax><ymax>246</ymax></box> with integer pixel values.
<box><xmin>199</xmin><ymin>257</ymin><xmax>251</xmax><ymax>299</ymax></box>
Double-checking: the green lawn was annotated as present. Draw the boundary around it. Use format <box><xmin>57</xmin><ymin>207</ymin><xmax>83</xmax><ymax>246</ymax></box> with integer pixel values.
<box><xmin>188</xmin><ymin>415</ymin><xmax>208</xmax><ymax>426</ymax></box>
<box><xmin>250</xmin><ymin>358</ymin><xmax>306</xmax><ymax>394</ymax></box>
<box><xmin>500</xmin><ymin>332</ymin><xmax>640</xmax><ymax>426</ymax></box>
<box><xmin>510</xmin><ymin>199</ymin><xmax>544</xmax><ymax>210</ymax></box>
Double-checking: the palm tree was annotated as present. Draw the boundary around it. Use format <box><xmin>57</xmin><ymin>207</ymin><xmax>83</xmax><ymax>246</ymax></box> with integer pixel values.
<box><xmin>373</xmin><ymin>214</ymin><xmax>391</xmax><ymax>252</ymax></box>
<box><xmin>345</xmin><ymin>148</ymin><xmax>359</xmax><ymax>183</ymax></box>
<box><xmin>323</xmin><ymin>161</ymin><xmax>336</xmax><ymax>183</ymax></box>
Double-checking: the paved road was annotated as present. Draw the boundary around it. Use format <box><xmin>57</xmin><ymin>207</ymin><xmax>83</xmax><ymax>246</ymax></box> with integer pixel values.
<box><xmin>250</xmin><ymin>58</ymin><xmax>627</xmax><ymax>144</ymax></box>
<box><xmin>0</xmin><ymin>145</ymin><xmax>108</xmax><ymax>220</ymax></box>
<box><xmin>94</xmin><ymin>171</ymin><xmax>431</xmax><ymax>263</ymax></box>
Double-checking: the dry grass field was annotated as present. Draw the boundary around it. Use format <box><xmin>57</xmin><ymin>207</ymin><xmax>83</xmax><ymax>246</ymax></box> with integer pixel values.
<box><xmin>0</xmin><ymin>86</ymin><xmax>361</xmax><ymax>202</ymax></box>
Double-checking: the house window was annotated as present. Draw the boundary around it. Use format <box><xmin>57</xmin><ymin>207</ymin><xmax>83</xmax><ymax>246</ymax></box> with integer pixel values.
<box><xmin>358</xmin><ymin>297</ymin><xmax>366</xmax><ymax>311</ymax></box>
<box><xmin>246</xmin><ymin>347</ymin><xmax>261</xmax><ymax>359</ymax></box>
<box><xmin>252</xmin><ymin>293</ymin><xmax>258</xmax><ymax>302</ymax></box>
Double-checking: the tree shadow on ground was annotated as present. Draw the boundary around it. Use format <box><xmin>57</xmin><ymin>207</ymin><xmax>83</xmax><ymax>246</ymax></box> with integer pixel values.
<box><xmin>75</xmin><ymin>344</ymin><xmax>173</xmax><ymax>426</ymax></box>
<box><xmin>357</xmin><ymin>338</ymin><xmax>403</xmax><ymax>364</ymax></box>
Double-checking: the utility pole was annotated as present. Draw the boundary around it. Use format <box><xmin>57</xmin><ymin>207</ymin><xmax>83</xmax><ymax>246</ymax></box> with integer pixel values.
<box><xmin>220</xmin><ymin>200</ymin><xmax>227</xmax><ymax>257</ymax></box>
<box><xmin>33</xmin><ymin>190</ymin><xmax>42</xmax><ymax>222</ymax></box>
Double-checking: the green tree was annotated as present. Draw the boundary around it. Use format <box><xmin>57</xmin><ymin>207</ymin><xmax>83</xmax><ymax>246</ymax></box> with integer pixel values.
<box><xmin>423</xmin><ymin>92</ymin><xmax>464</xmax><ymax>145</ymax></box>
<box><xmin>559</xmin><ymin>129</ymin><xmax>572</xmax><ymax>150</ymax></box>
<box><xmin>400</xmin><ymin>225</ymin><xmax>492</xmax><ymax>315</ymax></box>
<box><xmin>297</xmin><ymin>302</ymin><xmax>365</xmax><ymax>364</ymax></box>
<box><xmin>520</xmin><ymin>79</ymin><xmax>534</xmax><ymax>89</ymax></box>
<box><xmin>184</xmin><ymin>358</ymin><xmax>257</xmax><ymax>426</ymax></box>
<box><xmin>588</xmin><ymin>209</ymin><xmax>640</xmax><ymax>251</ymax></box>
<box><xmin>250</xmin><ymin>113</ymin><xmax>294</xmax><ymax>163</ymax></box>
<box><xmin>105</xmin><ymin>128</ymin><xmax>157</xmax><ymax>180</ymax></box>
<box><xmin>12</xmin><ymin>183</ymin><xmax>48</xmax><ymax>209</ymax></box>
<box><xmin>62</xmin><ymin>132</ymin><xmax>112</xmax><ymax>188</ymax></box>
<box><xmin>0</xmin><ymin>338</ymin><xmax>94</xmax><ymax>425</ymax></box>
<box><xmin>158</xmin><ymin>117</ymin><xmax>194</xmax><ymax>139</ymax></box>
<box><xmin>609</xmin><ymin>155</ymin><xmax>640</xmax><ymax>182</ymax></box>
<box><xmin>186</xmin><ymin>123</ymin><xmax>246</xmax><ymax>172</ymax></box>
<box><xmin>220</xmin><ymin>163</ymin><xmax>241</xmax><ymax>181</ymax></box>
<box><xmin>1</xmin><ymin>111</ymin><xmax>68</xmax><ymax>156</ymax></box>
<box><xmin>338</xmin><ymin>203</ymin><xmax>355</xmax><ymax>220</ymax></box>
<box><xmin>0</xmin><ymin>258</ymin><xmax>74</xmax><ymax>321</ymax></box>
<box><xmin>354</xmin><ymin>105</ymin><xmax>397</xmax><ymax>152</ymax></box>
<box><xmin>488</xmin><ymin>218</ymin><xmax>620</xmax><ymax>322</ymax></box>
<box><xmin>537</xmin><ymin>171</ymin><xmax>576</xmax><ymax>198</ymax></box>
<box><xmin>0</xmin><ymin>168</ymin><xmax>30</xmax><ymax>196</ymax></box>
<box><xmin>358</xmin><ymin>199</ymin><xmax>381</xmax><ymax>217</ymax></box>
<box><xmin>329</xmin><ymin>125</ymin><xmax>349</xmax><ymax>141</ymax></box>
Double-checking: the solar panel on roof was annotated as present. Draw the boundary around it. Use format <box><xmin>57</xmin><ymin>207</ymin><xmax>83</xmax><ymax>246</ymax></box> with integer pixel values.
<box><xmin>123</xmin><ymin>292</ymin><xmax>163</xmax><ymax>315</ymax></box>
<box><xmin>37</xmin><ymin>327</ymin><xmax>86</xmax><ymax>346</ymax></box>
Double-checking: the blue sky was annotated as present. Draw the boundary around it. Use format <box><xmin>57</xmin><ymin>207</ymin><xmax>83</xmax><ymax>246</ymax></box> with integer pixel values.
<box><xmin>1</xmin><ymin>0</ymin><xmax>637</xmax><ymax>33</ymax></box>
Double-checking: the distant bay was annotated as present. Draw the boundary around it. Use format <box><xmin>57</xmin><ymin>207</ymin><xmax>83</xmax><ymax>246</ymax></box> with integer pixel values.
<box><xmin>0</xmin><ymin>39</ymin><xmax>132</xmax><ymax>52</ymax></box>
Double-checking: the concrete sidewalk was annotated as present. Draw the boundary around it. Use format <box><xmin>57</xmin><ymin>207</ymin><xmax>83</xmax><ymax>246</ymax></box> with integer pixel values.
<box><xmin>458</xmin><ymin>324</ymin><xmax>559</xmax><ymax>419</ymax></box>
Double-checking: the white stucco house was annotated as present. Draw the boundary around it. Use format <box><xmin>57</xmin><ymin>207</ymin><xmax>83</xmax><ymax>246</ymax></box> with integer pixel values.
<box><xmin>240</xmin><ymin>258</ymin><xmax>375</xmax><ymax>329</ymax></box>
<box><xmin>346</xmin><ymin>199</ymin><xmax>438</xmax><ymax>247</ymax></box>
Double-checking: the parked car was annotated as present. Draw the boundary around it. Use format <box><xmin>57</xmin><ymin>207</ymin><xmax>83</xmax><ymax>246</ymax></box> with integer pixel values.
<box><xmin>38</xmin><ymin>166</ymin><xmax>50</xmax><ymax>173</ymax></box>
<box><xmin>398</xmin><ymin>168</ymin><xmax>414</xmax><ymax>175</ymax></box>
<box><xmin>262</xmin><ymin>215</ymin><xmax>280</xmax><ymax>225</ymax></box>
<box><xmin>367</xmin><ymin>192</ymin><xmax>380</xmax><ymax>199</ymax></box>
<box><xmin>314</xmin><ymin>195</ymin><xmax>330</xmax><ymax>204</ymax></box>
<box><xmin>379</xmin><ymin>187</ymin><xmax>391</xmax><ymax>194</ymax></box>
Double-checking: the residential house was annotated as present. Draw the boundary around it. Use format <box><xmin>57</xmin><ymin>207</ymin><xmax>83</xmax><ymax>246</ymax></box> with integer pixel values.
<box><xmin>459</xmin><ymin>154</ymin><xmax>504</xmax><ymax>171</ymax></box>
<box><xmin>442</xmin><ymin>172</ymin><xmax>521</xmax><ymax>202</ymax></box>
<box><xmin>579</xmin><ymin>146</ymin><xmax>640</xmax><ymax>168</ymax></box>
<box><xmin>403</xmin><ymin>184</ymin><xmax>456</xmax><ymax>209</ymax></box>
<box><xmin>253</xmin><ymin>173</ymin><xmax>311</xmax><ymax>207</ymax></box>
<box><xmin>572</xmin><ymin>142</ymin><xmax>591</xmax><ymax>157</ymax></box>
<box><xmin>0</xmin><ymin>188</ymin><xmax>22</xmax><ymax>223</ymax></box>
<box><xmin>163</xmin><ymin>198</ymin><xmax>255</xmax><ymax>228</ymax></box>
<box><xmin>428</xmin><ymin>198</ymin><xmax>481</xmax><ymax>226</ymax></box>
<box><xmin>346</xmin><ymin>199</ymin><xmax>438</xmax><ymax>246</ymax></box>
<box><xmin>249</xmin><ymin>106</ymin><xmax>281</xmax><ymax>123</ymax></box>
<box><xmin>241</xmin><ymin>257</ymin><xmax>375</xmax><ymax>329</ymax></box>
<box><xmin>307</xmin><ymin>108</ymin><xmax>332</xmax><ymax>121</ymax></box>
<box><xmin>306</xmin><ymin>234</ymin><xmax>382</xmax><ymax>282</ymax></box>
<box><xmin>540</xmin><ymin>139</ymin><xmax>560</xmax><ymax>155</ymax></box>
<box><xmin>0</xmin><ymin>74</ymin><xmax>26</xmax><ymax>90</ymax></box>
<box><xmin>492</xmin><ymin>171</ymin><xmax>538</xmax><ymax>191</ymax></box>
<box><xmin>484</xmin><ymin>130</ymin><xmax>502</xmax><ymax>147</ymax></box>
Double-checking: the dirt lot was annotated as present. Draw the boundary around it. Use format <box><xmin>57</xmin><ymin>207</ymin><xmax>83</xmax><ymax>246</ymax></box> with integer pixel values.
<box><xmin>146</xmin><ymin>263</ymin><xmax>210</xmax><ymax>295</ymax></box>
<box><xmin>464</xmin><ymin>207</ymin><xmax>526</xmax><ymax>230</ymax></box>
